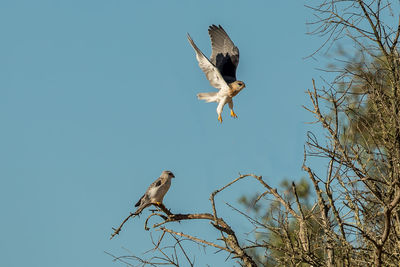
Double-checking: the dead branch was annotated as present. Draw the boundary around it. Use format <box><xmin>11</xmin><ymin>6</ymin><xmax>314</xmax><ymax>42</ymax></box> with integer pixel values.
<box><xmin>110</xmin><ymin>203</ymin><xmax>172</xmax><ymax>240</ymax></box>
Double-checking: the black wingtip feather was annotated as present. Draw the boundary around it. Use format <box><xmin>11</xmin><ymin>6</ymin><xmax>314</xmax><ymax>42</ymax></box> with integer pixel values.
<box><xmin>134</xmin><ymin>195</ymin><xmax>144</xmax><ymax>207</ymax></box>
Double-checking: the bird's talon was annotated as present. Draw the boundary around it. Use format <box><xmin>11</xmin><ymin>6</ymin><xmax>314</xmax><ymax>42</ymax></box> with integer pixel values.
<box><xmin>230</xmin><ymin>110</ymin><xmax>238</xmax><ymax>118</ymax></box>
<box><xmin>218</xmin><ymin>115</ymin><xmax>223</xmax><ymax>123</ymax></box>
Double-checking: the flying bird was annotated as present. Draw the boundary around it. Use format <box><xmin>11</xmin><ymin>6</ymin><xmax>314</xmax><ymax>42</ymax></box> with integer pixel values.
<box><xmin>134</xmin><ymin>170</ymin><xmax>175</xmax><ymax>215</ymax></box>
<box><xmin>187</xmin><ymin>25</ymin><xmax>245</xmax><ymax>123</ymax></box>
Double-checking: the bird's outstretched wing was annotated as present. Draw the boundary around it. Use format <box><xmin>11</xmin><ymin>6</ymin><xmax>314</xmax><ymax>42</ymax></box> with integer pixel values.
<box><xmin>208</xmin><ymin>25</ymin><xmax>239</xmax><ymax>83</ymax></box>
<box><xmin>187</xmin><ymin>34</ymin><xmax>230</xmax><ymax>92</ymax></box>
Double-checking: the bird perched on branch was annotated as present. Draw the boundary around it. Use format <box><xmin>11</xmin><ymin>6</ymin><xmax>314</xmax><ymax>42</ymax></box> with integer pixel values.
<box><xmin>134</xmin><ymin>170</ymin><xmax>175</xmax><ymax>215</ymax></box>
<box><xmin>187</xmin><ymin>25</ymin><xmax>245</xmax><ymax>123</ymax></box>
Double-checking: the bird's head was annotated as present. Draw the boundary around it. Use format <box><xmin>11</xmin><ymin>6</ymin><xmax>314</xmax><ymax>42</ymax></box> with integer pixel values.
<box><xmin>230</xmin><ymin>80</ymin><xmax>246</xmax><ymax>91</ymax></box>
<box><xmin>235</xmin><ymin>80</ymin><xmax>246</xmax><ymax>90</ymax></box>
<box><xmin>162</xmin><ymin>170</ymin><xmax>175</xmax><ymax>178</ymax></box>
<box><xmin>229</xmin><ymin>81</ymin><xmax>246</xmax><ymax>97</ymax></box>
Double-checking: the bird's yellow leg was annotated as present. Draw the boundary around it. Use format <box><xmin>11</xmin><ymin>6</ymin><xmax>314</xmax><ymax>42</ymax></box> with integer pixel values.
<box><xmin>154</xmin><ymin>202</ymin><xmax>162</xmax><ymax>206</ymax></box>
<box><xmin>230</xmin><ymin>109</ymin><xmax>238</xmax><ymax>118</ymax></box>
<box><xmin>218</xmin><ymin>115</ymin><xmax>223</xmax><ymax>123</ymax></box>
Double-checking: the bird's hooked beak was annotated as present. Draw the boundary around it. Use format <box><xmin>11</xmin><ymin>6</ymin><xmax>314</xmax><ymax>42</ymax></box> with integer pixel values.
<box><xmin>170</xmin><ymin>173</ymin><xmax>175</xmax><ymax>178</ymax></box>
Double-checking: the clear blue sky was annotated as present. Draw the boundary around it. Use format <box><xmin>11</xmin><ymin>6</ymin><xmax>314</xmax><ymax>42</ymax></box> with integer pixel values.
<box><xmin>0</xmin><ymin>1</ymin><xmax>329</xmax><ymax>266</ymax></box>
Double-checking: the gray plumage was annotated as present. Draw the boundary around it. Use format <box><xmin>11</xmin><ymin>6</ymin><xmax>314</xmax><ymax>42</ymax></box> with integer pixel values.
<box><xmin>134</xmin><ymin>170</ymin><xmax>175</xmax><ymax>215</ymax></box>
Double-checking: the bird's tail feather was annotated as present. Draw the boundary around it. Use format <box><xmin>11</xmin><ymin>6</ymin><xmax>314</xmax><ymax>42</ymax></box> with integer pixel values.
<box><xmin>197</xmin><ymin>92</ymin><xmax>218</xmax><ymax>103</ymax></box>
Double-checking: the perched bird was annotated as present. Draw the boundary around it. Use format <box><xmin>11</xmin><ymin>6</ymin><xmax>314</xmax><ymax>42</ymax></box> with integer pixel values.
<box><xmin>134</xmin><ymin>170</ymin><xmax>175</xmax><ymax>215</ymax></box>
<box><xmin>187</xmin><ymin>25</ymin><xmax>245</xmax><ymax>123</ymax></box>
